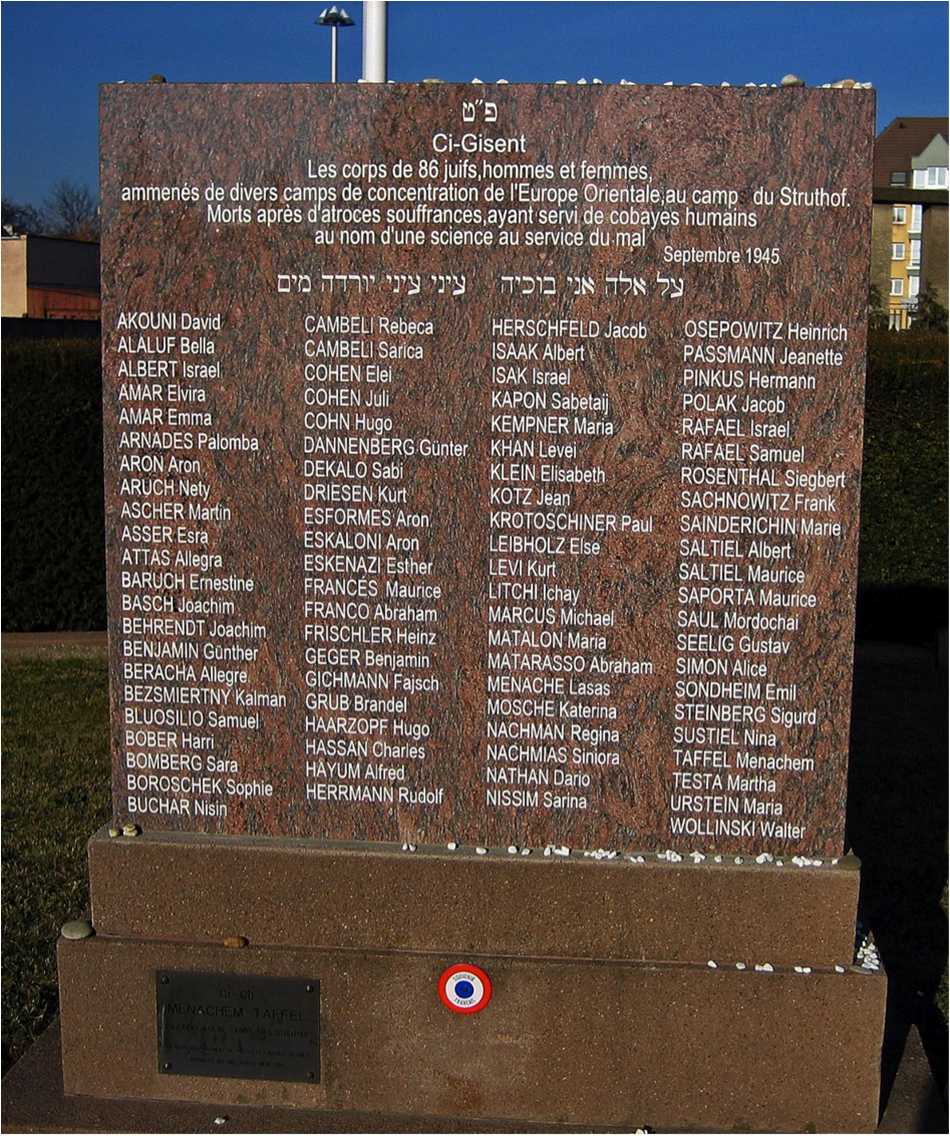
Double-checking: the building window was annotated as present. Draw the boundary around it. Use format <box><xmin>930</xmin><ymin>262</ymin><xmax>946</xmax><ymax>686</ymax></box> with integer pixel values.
<box><xmin>908</xmin><ymin>276</ymin><xmax>920</xmax><ymax>299</ymax></box>
<box><xmin>910</xmin><ymin>239</ymin><xmax>921</xmax><ymax>267</ymax></box>
<box><xmin>909</xmin><ymin>204</ymin><xmax>923</xmax><ymax>233</ymax></box>
<box><xmin>891</xmin><ymin>171</ymin><xmax>907</xmax><ymax>186</ymax></box>
<box><xmin>913</xmin><ymin>166</ymin><xmax>949</xmax><ymax>188</ymax></box>
<box><xmin>890</xmin><ymin>279</ymin><xmax>904</xmax><ymax>296</ymax></box>
<box><xmin>892</xmin><ymin>243</ymin><xmax>905</xmax><ymax>260</ymax></box>
<box><xmin>892</xmin><ymin>206</ymin><xmax>907</xmax><ymax>224</ymax></box>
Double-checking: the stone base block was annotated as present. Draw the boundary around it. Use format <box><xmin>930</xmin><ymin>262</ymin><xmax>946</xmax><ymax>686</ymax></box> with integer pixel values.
<box><xmin>87</xmin><ymin>829</ymin><xmax>860</xmax><ymax>966</ymax></box>
<box><xmin>9</xmin><ymin>1018</ymin><xmax>946</xmax><ymax>1134</ymax></box>
<box><xmin>58</xmin><ymin>934</ymin><xmax>885</xmax><ymax>1132</ymax></box>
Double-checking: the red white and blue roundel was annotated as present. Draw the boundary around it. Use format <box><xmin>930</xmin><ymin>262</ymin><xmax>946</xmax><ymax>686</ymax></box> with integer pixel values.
<box><xmin>438</xmin><ymin>964</ymin><xmax>492</xmax><ymax>1013</ymax></box>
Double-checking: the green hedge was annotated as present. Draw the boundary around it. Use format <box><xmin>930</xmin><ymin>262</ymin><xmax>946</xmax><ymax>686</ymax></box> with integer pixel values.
<box><xmin>1</xmin><ymin>332</ymin><xmax>946</xmax><ymax>631</ymax></box>
<box><xmin>860</xmin><ymin>331</ymin><xmax>948</xmax><ymax>589</ymax></box>
<box><xmin>1</xmin><ymin>340</ymin><xmax>106</xmax><ymax>631</ymax></box>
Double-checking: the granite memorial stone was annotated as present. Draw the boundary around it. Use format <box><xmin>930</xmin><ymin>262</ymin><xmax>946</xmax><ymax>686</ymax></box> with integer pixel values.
<box><xmin>46</xmin><ymin>82</ymin><xmax>887</xmax><ymax>1134</ymax></box>
<box><xmin>102</xmin><ymin>82</ymin><xmax>872</xmax><ymax>857</ymax></box>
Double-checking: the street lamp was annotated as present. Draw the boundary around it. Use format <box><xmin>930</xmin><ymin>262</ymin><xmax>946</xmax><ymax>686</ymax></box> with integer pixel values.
<box><xmin>316</xmin><ymin>7</ymin><xmax>355</xmax><ymax>84</ymax></box>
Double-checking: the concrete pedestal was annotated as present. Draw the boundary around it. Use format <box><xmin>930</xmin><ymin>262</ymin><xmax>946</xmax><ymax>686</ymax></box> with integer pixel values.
<box><xmin>44</xmin><ymin>830</ymin><xmax>888</xmax><ymax>1132</ymax></box>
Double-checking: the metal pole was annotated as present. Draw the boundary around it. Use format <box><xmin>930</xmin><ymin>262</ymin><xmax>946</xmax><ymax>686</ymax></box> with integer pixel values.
<box><xmin>331</xmin><ymin>24</ymin><xmax>338</xmax><ymax>83</ymax></box>
<box><xmin>362</xmin><ymin>0</ymin><xmax>388</xmax><ymax>82</ymax></box>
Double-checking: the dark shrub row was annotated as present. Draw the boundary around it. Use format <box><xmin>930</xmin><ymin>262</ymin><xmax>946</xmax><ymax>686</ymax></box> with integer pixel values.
<box><xmin>862</xmin><ymin>331</ymin><xmax>947</xmax><ymax>580</ymax></box>
<box><xmin>857</xmin><ymin>331</ymin><xmax>947</xmax><ymax>641</ymax></box>
<box><xmin>2</xmin><ymin>340</ymin><xmax>106</xmax><ymax>631</ymax></box>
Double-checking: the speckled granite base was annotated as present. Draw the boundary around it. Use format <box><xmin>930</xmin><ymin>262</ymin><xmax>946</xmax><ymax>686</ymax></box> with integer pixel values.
<box><xmin>87</xmin><ymin>828</ymin><xmax>861</xmax><ymax>966</ymax></box>
<box><xmin>58</xmin><ymin>934</ymin><xmax>885</xmax><ymax>1130</ymax></box>
<box><xmin>11</xmin><ymin>1017</ymin><xmax>943</xmax><ymax>1134</ymax></box>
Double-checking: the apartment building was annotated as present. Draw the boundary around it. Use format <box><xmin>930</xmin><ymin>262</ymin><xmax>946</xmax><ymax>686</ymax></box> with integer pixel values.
<box><xmin>871</xmin><ymin>117</ymin><xmax>948</xmax><ymax>329</ymax></box>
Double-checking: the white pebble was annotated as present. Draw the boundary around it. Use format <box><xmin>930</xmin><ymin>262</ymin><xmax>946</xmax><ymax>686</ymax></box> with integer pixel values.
<box><xmin>554</xmin><ymin>845</ymin><xmax>570</xmax><ymax>857</ymax></box>
<box><xmin>507</xmin><ymin>845</ymin><xmax>518</xmax><ymax>854</ymax></box>
<box><xmin>663</xmin><ymin>81</ymin><xmax>674</xmax><ymax>86</ymax></box>
<box><xmin>714</xmin><ymin>855</ymin><xmax>723</xmax><ymax>863</ymax></box>
<box><xmin>61</xmin><ymin>919</ymin><xmax>94</xmax><ymax>941</ymax></box>
<box><xmin>755</xmin><ymin>853</ymin><xmax>773</xmax><ymax>864</ymax></box>
<box><xmin>544</xmin><ymin>846</ymin><xmax>553</xmax><ymax>857</ymax></box>
<box><xmin>736</xmin><ymin>962</ymin><xmax>746</xmax><ymax>970</ymax></box>
<box><xmin>734</xmin><ymin>856</ymin><xmax>744</xmax><ymax>865</ymax></box>
<box><xmin>707</xmin><ymin>960</ymin><xmax>717</xmax><ymax>968</ymax></box>
<box><xmin>475</xmin><ymin>846</ymin><xmax>488</xmax><ymax>855</ymax></box>
<box><xmin>794</xmin><ymin>966</ymin><xmax>804</xmax><ymax>973</ymax></box>
<box><xmin>802</xmin><ymin>967</ymin><xmax>812</xmax><ymax>974</ymax></box>
<box><xmin>471</xmin><ymin>78</ymin><xmax>483</xmax><ymax>84</ymax></box>
<box><xmin>520</xmin><ymin>847</ymin><xmax>531</xmax><ymax>856</ymax></box>
<box><xmin>496</xmin><ymin>78</ymin><xmax>509</xmax><ymax>84</ymax></box>
<box><xmin>606</xmin><ymin>851</ymin><xmax>618</xmax><ymax>860</ymax></box>
<box><xmin>592</xmin><ymin>78</ymin><xmax>603</xmax><ymax>85</ymax></box>
<box><xmin>576</xmin><ymin>78</ymin><xmax>588</xmax><ymax>85</ymax></box>
<box><xmin>835</xmin><ymin>965</ymin><xmax>845</xmax><ymax>973</ymax></box>
<box><xmin>690</xmin><ymin>851</ymin><xmax>706</xmax><ymax>863</ymax></box>
<box><xmin>446</xmin><ymin>842</ymin><xmax>458</xmax><ymax>851</ymax></box>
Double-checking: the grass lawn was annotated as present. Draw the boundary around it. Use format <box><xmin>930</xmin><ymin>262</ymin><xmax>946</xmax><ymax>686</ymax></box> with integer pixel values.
<box><xmin>1</xmin><ymin>650</ymin><xmax>947</xmax><ymax>1084</ymax></box>
<box><xmin>1</xmin><ymin>656</ymin><xmax>111</xmax><ymax>1075</ymax></box>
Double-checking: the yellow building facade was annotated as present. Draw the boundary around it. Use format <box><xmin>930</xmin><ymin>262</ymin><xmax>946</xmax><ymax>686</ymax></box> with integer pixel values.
<box><xmin>872</xmin><ymin>118</ymin><xmax>948</xmax><ymax>330</ymax></box>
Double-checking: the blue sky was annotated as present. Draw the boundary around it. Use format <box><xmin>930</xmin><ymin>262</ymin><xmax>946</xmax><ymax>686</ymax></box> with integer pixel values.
<box><xmin>2</xmin><ymin>1</ymin><xmax>948</xmax><ymax>207</ymax></box>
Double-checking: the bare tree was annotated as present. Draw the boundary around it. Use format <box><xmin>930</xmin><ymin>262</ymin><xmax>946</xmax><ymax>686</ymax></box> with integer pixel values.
<box><xmin>1</xmin><ymin>197</ymin><xmax>46</xmax><ymax>235</ymax></box>
<box><xmin>42</xmin><ymin>180</ymin><xmax>99</xmax><ymax>240</ymax></box>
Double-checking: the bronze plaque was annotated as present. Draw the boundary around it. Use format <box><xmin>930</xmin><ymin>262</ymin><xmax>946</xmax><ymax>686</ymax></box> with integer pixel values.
<box><xmin>156</xmin><ymin>971</ymin><xmax>319</xmax><ymax>1082</ymax></box>
<box><xmin>101</xmin><ymin>83</ymin><xmax>874</xmax><ymax>855</ymax></box>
